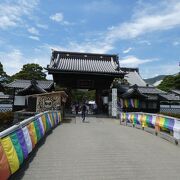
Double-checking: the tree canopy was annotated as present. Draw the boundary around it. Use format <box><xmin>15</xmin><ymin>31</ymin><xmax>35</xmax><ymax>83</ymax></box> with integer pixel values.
<box><xmin>0</xmin><ymin>62</ymin><xmax>10</xmax><ymax>83</ymax></box>
<box><xmin>158</xmin><ymin>74</ymin><xmax>180</xmax><ymax>91</ymax></box>
<box><xmin>12</xmin><ymin>63</ymin><xmax>46</xmax><ymax>80</ymax></box>
<box><xmin>0</xmin><ymin>62</ymin><xmax>7</xmax><ymax>77</ymax></box>
<box><xmin>71</xmin><ymin>89</ymin><xmax>95</xmax><ymax>102</ymax></box>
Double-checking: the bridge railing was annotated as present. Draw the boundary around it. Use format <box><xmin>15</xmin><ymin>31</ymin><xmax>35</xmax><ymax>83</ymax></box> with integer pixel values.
<box><xmin>0</xmin><ymin>110</ymin><xmax>62</xmax><ymax>180</ymax></box>
<box><xmin>119</xmin><ymin>112</ymin><xmax>180</xmax><ymax>140</ymax></box>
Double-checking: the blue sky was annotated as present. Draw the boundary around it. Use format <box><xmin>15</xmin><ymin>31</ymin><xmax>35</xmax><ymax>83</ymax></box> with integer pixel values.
<box><xmin>0</xmin><ymin>0</ymin><xmax>180</xmax><ymax>79</ymax></box>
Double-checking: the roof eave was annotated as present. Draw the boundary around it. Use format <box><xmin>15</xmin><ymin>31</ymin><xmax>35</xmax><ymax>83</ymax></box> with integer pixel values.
<box><xmin>46</xmin><ymin>68</ymin><xmax>126</xmax><ymax>77</ymax></box>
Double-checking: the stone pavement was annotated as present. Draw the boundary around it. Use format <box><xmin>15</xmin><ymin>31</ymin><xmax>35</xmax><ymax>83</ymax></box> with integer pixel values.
<box><xmin>16</xmin><ymin>117</ymin><xmax>180</xmax><ymax>180</ymax></box>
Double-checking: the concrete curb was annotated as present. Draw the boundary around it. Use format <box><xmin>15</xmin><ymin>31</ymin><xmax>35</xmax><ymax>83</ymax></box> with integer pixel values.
<box><xmin>127</xmin><ymin>122</ymin><xmax>133</xmax><ymax>127</ymax></box>
<box><xmin>144</xmin><ymin>127</ymin><xmax>156</xmax><ymax>135</ymax></box>
<box><xmin>120</xmin><ymin>121</ymin><xmax>126</xmax><ymax>126</ymax></box>
<box><xmin>157</xmin><ymin>131</ymin><xmax>178</xmax><ymax>145</ymax></box>
<box><xmin>135</xmin><ymin>124</ymin><xmax>142</xmax><ymax>130</ymax></box>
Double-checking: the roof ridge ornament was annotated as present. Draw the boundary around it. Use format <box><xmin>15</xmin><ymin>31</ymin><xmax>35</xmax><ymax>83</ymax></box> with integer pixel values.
<box><xmin>31</xmin><ymin>79</ymin><xmax>38</xmax><ymax>87</ymax></box>
<box><xmin>111</xmin><ymin>57</ymin><xmax>117</xmax><ymax>69</ymax></box>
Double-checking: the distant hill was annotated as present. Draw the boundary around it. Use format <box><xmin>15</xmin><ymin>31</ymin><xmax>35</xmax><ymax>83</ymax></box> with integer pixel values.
<box><xmin>144</xmin><ymin>75</ymin><xmax>166</xmax><ymax>86</ymax></box>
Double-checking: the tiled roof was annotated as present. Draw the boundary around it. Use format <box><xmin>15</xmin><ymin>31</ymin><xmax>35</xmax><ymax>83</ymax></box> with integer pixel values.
<box><xmin>138</xmin><ymin>86</ymin><xmax>166</xmax><ymax>94</ymax></box>
<box><xmin>121</xmin><ymin>85</ymin><xmax>147</xmax><ymax>99</ymax></box>
<box><xmin>170</xmin><ymin>89</ymin><xmax>180</xmax><ymax>96</ymax></box>
<box><xmin>0</xmin><ymin>95</ymin><xmax>13</xmax><ymax>99</ymax></box>
<box><xmin>18</xmin><ymin>83</ymin><xmax>47</xmax><ymax>95</ymax></box>
<box><xmin>47</xmin><ymin>51</ymin><xmax>124</xmax><ymax>75</ymax></box>
<box><xmin>5</xmin><ymin>80</ymin><xmax>53</xmax><ymax>90</ymax></box>
<box><xmin>124</xmin><ymin>71</ymin><xmax>147</xmax><ymax>86</ymax></box>
<box><xmin>159</xmin><ymin>93</ymin><xmax>180</xmax><ymax>101</ymax></box>
<box><xmin>146</xmin><ymin>94</ymin><xmax>158</xmax><ymax>100</ymax></box>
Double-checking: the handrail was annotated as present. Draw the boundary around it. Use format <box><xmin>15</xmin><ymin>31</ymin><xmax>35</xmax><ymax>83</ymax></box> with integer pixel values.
<box><xmin>0</xmin><ymin>124</ymin><xmax>20</xmax><ymax>138</ymax></box>
<box><xmin>124</xmin><ymin>111</ymin><xmax>179</xmax><ymax>120</ymax></box>
<box><xmin>0</xmin><ymin>110</ymin><xmax>62</xmax><ymax>179</ymax></box>
<box><xmin>0</xmin><ymin>110</ymin><xmax>56</xmax><ymax>138</ymax></box>
<box><xmin>119</xmin><ymin>111</ymin><xmax>180</xmax><ymax>140</ymax></box>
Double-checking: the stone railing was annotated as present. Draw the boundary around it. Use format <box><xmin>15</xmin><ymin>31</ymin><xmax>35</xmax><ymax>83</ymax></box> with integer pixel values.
<box><xmin>0</xmin><ymin>111</ymin><xmax>62</xmax><ymax>180</ymax></box>
<box><xmin>119</xmin><ymin>112</ymin><xmax>180</xmax><ymax>141</ymax></box>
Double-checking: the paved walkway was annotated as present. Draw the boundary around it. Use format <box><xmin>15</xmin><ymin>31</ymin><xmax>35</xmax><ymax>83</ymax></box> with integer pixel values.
<box><xmin>17</xmin><ymin>117</ymin><xmax>180</xmax><ymax>180</ymax></box>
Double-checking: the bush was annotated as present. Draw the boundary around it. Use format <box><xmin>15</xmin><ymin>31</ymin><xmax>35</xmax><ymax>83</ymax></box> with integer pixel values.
<box><xmin>0</xmin><ymin>112</ymin><xmax>14</xmax><ymax>126</ymax></box>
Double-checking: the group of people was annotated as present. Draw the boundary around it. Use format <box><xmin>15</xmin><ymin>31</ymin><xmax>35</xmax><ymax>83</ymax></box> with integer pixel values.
<box><xmin>73</xmin><ymin>102</ymin><xmax>98</xmax><ymax>122</ymax></box>
<box><xmin>74</xmin><ymin>103</ymin><xmax>87</xmax><ymax>122</ymax></box>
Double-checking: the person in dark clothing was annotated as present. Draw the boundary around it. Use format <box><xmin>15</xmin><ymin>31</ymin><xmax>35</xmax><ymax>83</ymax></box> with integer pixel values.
<box><xmin>81</xmin><ymin>104</ymin><xmax>87</xmax><ymax>122</ymax></box>
<box><xmin>75</xmin><ymin>104</ymin><xmax>79</xmax><ymax>115</ymax></box>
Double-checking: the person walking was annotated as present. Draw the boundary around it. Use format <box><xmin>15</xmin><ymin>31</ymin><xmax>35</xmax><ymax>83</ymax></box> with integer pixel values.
<box><xmin>81</xmin><ymin>103</ymin><xmax>87</xmax><ymax>122</ymax></box>
<box><xmin>75</xmin><ymin>103</ymin><xmax>79</xmax><ymax>115</ymax></box>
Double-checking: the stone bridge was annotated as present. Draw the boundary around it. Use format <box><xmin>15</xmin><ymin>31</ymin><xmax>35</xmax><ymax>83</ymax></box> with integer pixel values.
<box><xmin>12</xmin><ymin>117</ymin><xmax>180</xmax><ymax>180</ymax></box>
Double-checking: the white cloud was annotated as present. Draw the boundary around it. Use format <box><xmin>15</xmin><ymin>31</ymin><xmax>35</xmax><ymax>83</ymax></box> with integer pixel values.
<box><xmin>0</xmin><ymin>48</ymin><xmax>51</xmax><ymax>78</ymax></box>
<box><xmin>0</xmin><ymin>0</ymin><xmax>39</xmax><ymax>29</ymax></box>
<box><xmin>36</xmin><ymin>23</ymin><xmax>48</xmax><ymax>29</ymax></box>
<box><xmin>105</xmin><ymin>1</ymin><xmax>180</xmax><ymax>42</ymax></box>
<box><xmin>28</xmin><ymin>27</ymin><xmax>39</xmax><ymax>35</ymax></box>
<box><xmin>43</xmin><ymin>40</ymin><xmax>113</xmax><ymax>54</ymax></box>
<box><xmin>138</xmin><ymin>40</ymin><xmax>151</xmax><ymax>45</ymax></box>
<box><xmin>83</xmin><ymin>0</ymin><xmax>121</xmax><ymax>13</ymax></box>
<box><xmin>0</xmin><ymin>49</ymin><xmax>25</xmax><ymax>75</ymax></box>
<box><xmin>49</xmin><ymin>12</ymin><xmax>74</xmax><ymax>26</ymax></box>
<box><xmin>123</xmin><ymin>47</ymin><xmax>132</xmax><ymax>54</ymax></box>
<box><xmin>51</xmin><ymin>1</ymin><xmax>180</xmax><ymax>54</ymax></box>
<box><xmin>120</xmin><ymin>55</ymin><xmax>156</xmax><ymax>67</ymax></box>
<box><xmin>29</xmin><ymin>36</ymin><xmax>40</xmax><ymax>41</ymax></box>
<box><xmin>142</xmin><ymin>63</ymin><xmax>179</xmax><ymax>78</ymax></box>
<box><xmin>173</xmin><ymin>41</ymin><xmax>180</xmax><ymax>46</ymax></box>
<box><xmin>50</xmin><ymin>13</ymin><xmax>63</xmax><ymax>22</ymax></box>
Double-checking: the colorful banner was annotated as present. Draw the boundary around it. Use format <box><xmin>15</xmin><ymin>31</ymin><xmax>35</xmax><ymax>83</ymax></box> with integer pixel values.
<box><xmin>16</xmin><ymin>129</ymin><xmax>28</xmax><ymax>159</ymax></box>
<box><xmin>22</xmin><ymin>126</ymin><xmax>32</xmax><ymax>154</ymax></box>
<box><xmin>0</xmin><ymin>143</ymin><xmax>10</xmax><ymax>180</ymax></box>
<box><xmin>121</xmin><ymin>99</ymin><xmax>141</xmax><ymax>109</ymax></box>
<box><xmin>1</xmin><ymin>136</ymin><xmax>19</xmax><ymax>174</ymax></box>
<box><xmin>0</xmin><ymin>111</ymin><xmax>62</xmax><ymax>179</ymax></box>
<box><xmin>10</xmin><ymin>133</ymin><xmax>24</xmax><ymax>165</ymax></box>
<box><xmin>119</xmin><ymin>112</ymin><xmax>179</xmax><ymax>139</ymax></box>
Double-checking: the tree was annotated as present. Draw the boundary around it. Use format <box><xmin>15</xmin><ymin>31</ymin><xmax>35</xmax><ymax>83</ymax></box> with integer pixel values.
<box><xmin>12</xmin><ymin>63</ymin><xmax>46</xmax><ymax>80</ymax></box>
<box><xmin>158</xmin><ymin>74</ymin><xmax>180</xmax><ymax>91</ymax></box>
<box><xmin>71</xmin><ymin>89</ymin><xmax>95</xmax><ymax>102</ymax></box>
<box><xmin>174</xmin><ymin>74</ymin><xmax>180</xmax><ymax>89</ymax></box>
<box><xmin>0</xmin><ymin>62</ymin><xmax>7</xmax><ymax>77</ymax></box>
<box><xmin>0</xmin><ymin>62</ymin><xmax>10</xmax><ymax>83</ymax></box>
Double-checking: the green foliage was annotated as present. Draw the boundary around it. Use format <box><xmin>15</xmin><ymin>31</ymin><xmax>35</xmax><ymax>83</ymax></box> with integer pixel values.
<box><xmin>71</xmin><ymin>90</ymin><xmax>95</xmax><ymax>102</ymax></box>
<box><xmin>158</xmin><ymin>74</ymin><xmax>180</xmax><ymax>91</ymax></box>
<box><xmin>0</xmin><ymin>112</ymin><xmax>14</xmax><ymax>131</ymax></box>
<box><xmin>0</xmin><ymin>62</ymin><xmax>6</xmax><ymax>76</ymax></box>
<box><xmin>0</xmin><ymin>62</ymin><xmax>10</xmax><ymax>83</ymax></box>
<box><xmin>12</xmin><ymin>63</ymin><xmax>46</xmax><ymax>80</ymax></box>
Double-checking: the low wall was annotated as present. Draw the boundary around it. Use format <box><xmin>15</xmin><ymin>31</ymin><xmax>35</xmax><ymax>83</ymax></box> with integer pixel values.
<box><xmin>120</xmin><ymin>112</ymin><xmax>180</xmax><ymax>140</ymax></box>
<box><xmin>160</xmin><ymin>105</ymin><xmax>180</xmax><ymax>114</ymax></box>
<box><xmin>0</xmin><ymin>104</ymin><xmax>12</xmax><ymax>112</ymax></box>
<box><xmin>0</xmin><ymin>110</ymin><xmax>62</xmax><ymax>180</ymax></box>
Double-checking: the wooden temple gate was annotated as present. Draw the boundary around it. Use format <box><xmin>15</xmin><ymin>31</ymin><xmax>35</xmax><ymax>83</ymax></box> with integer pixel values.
<box><xmin>46</xmin><ymin>51</ymin><xmax>125</xmax><ymax>113</ymax></box>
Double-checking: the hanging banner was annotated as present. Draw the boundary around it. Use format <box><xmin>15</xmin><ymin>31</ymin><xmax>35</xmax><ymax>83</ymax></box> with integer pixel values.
<box><xmin>112</xmin><ymin>88</ymin><xmax>117</xmax><ymax>117</ymax></box>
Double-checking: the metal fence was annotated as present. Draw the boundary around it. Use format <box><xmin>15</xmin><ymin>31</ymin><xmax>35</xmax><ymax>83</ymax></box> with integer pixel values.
<box><xmin>160</xmin><ymin>105</ymin><xmax>180</xmax><ymax>114</ymax></box>
<box><xmin>0</xmin><ymin>104</ymin><xmax>12</xmax><ymax>112</ymax></box>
